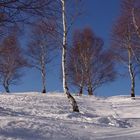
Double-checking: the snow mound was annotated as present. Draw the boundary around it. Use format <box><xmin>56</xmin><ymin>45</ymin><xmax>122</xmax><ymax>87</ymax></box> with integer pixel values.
<box><xmin>98</xmin><ymin>116</ymin><xmax>132</xmax><ymax>128</ymax></box>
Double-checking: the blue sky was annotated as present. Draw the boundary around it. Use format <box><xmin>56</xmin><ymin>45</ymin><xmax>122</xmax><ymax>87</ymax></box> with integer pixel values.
<box><xmin>1</xmin><ymin>0</ymin><xmax>140</xmax><ymax>96</ymax></box>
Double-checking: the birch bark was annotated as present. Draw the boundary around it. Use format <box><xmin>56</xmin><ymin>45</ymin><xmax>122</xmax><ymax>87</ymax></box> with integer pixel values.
<box><xmin>128</xmin><ymin>47</ymin><xmax>135</xmax><ymax>97</ymax></box>
<box><xmin>40</xmin><ymin>44</ymin><xmax>46</xmax><ymax>93</ymax></box>
<box><xmin>61</xmin><ymin>0</ymin><xmax>79</xmax><ymax>112</ymax></box>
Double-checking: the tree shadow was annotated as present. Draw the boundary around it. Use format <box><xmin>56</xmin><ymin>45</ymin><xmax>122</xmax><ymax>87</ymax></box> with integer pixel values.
<box><xmin>0</xmin><ymin>127</ymin><xmax>46</xmax><ymax>140</ymax></box>
<box><xmin>0</xmin><ymin>107</ymin><xmax>29</xmax><ymax>117</ymax></box>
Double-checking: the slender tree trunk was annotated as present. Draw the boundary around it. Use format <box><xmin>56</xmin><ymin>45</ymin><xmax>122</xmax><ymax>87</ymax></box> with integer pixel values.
<box><xmin>41</xmin><ymin>45</ymin><xmax>46</xmax><ymax>94</ymax></box>
<box><xmin>3</xmin><ymin>83</ymin><xmax>10</xmax><ymax>93</ymax></box>
<box><xmin>79</xmin><ymin>85</ymin><xmax>83</xmax><ymax>96</ymax></box>
<box><xmin>128</xmin><ymin>47</ymin><xmax>135</xmax><ymax>97</ymax></box>
<box><xmin>61</xmin><ymin>0</ymin><xmax>79</xmax><ymax>112</ymax></box>
<box><xmin>87</xmin><ymin>85</ymin><xmax>93</xmax><ymax>95</ymax></box>
<box><xmin>41</xmin><ymin>67</ymin><xmax>46</xmax><ymax>93</ymax></box>
<box><xmin>128</xmin><ymin>63</ymin><xmax>135</xmax><ymax>97</ymax></box>
<box><xmin>79</xmin><ymin>69</ymin><xmax>84</xmax><ymax>96</ymax></box>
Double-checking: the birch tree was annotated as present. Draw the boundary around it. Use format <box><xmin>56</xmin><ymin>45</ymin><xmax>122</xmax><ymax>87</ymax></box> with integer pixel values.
<box><xmin>60</xmin><ymin>0</ymin><xmax>79</xmax><ymax>112</ymax></box>
<box><xmin>68</xmin><ymin>28</ymin><xmax>116</xmax><ymax>95</ymax></box>
<box><xmin>111</xmin><ymin>0</ymin><xmax>140</xmax><ymax>97</ymax></box>
<box><xmin>122</xmin><ymin>0</ymin><xmax>140</xmax><ymax>63</ymax></box>
<box><xmin>0</xmin><ymin>34</ymin><xmax>27</xmax><ymax>93</ymax></box>
<box><xmin>111</xmin><ymin>15</ymin><xmax>138</xmax><ymax>97</ymax></box>
<box><xmin>27</xmin><ymin>20</ymin><xmax>56</xmax><ymax>93</ymax></box>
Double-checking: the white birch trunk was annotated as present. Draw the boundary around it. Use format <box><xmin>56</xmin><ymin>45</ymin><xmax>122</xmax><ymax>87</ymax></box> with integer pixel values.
<box><xmin>61</xmin><ymin>0</ymin><xmax>79</xmax><ymax>112</ymax></box>
<box><xmin>128</xmin><ymin>47</ymin><xmax>135</xmax><ymax>97</ymax></box>
<box><xmin>61</xmin><ymin>0</ymin><xmax>67</xmax><ymax>94</ymax></box>
<box><xmin>41</xmin><ymin>45</ymin><xmax>46</xmax><ymax>93</ymax></box>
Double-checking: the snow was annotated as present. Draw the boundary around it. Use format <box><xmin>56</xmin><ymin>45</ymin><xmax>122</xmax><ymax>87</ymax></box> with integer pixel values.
<box><xmin>0</xmin><ymin>93</ymin><xmax>140</xmax><ymax>140</ymax></box>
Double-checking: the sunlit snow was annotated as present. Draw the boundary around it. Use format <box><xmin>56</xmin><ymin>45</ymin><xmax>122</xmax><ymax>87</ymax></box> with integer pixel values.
<box><xmin>0</xmin><ymin>92</ymin><xmax>140</xmax><ymax>140</ymax></box>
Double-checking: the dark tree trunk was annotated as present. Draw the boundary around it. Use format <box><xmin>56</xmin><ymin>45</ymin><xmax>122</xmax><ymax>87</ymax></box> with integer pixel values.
<box><xmin>128</xmin><ymin>47</ymin><xmax>135</xmax><ymax>98</ymax></box>
<box><xmin>41</xmin><ymin>70</ymin><xmax>46</xmax><ymax>94</ymax></box>
<box><xmin>42</xmin><ymin>88</ymin><xmax>46</xmax><ymax>94</ymax></box>
<box><xmin>3</xmin><ymin>84</ymin><xmax>10</xmax><ymax>93</ymax></box>
<box><xmin>79</xmin><ymin>86</ymin><xmax>83</xmax><ymax>96</ymax></box>
<box><xmin>88</xmin><ymin>86</ymin><xmax>93</xmax><ymax>95</ymax></box>
<box><xmin>131</xmin><ymin>91</ymin><xmax>135</xmax><ymax>97</ymax></box>
<box><xmin>131</xmin><ymin>74</ymin><xmax>135</xmax><ymax>97</ymax></box>
<box><xmin>41</xmin><ymin>50</ymin><xmax>46</xmax><ymax>93</ymax></box>
<box><xmin>66</xmin><ymin>87</ymin><xmax>79</xmax><ymax>112</ymax></box>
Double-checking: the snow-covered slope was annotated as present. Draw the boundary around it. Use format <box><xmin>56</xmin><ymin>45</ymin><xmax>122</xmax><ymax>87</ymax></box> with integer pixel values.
<box><xmin>0</xmin><ymin>93</ymin><xmax>140</xmax><ymax>140</ymax></box>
